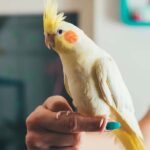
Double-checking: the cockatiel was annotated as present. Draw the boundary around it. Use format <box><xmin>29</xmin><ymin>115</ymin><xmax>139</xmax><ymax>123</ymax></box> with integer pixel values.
<box><xmin>43</xmin><ymin>0</ymin><xmax>145</xmax><ymax>149</ymax></box>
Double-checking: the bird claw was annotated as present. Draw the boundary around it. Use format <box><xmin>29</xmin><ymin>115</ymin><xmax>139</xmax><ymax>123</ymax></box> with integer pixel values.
<box><xmin>56</xmin><ymin>111</ymin><xmax>72</xmax><ymax>120</ymax></box>
<box><xmin>56</xmin><ymin>111</ymin><xmax>62</xmax><ymax>120</ymax></box>
<box><xmin>99</xmin><ymin>118</ymin><xmax>104</xmax><ymax>127</ymax></box>
<box><xmin>99</xmin><ymin>115</ymin><xmax>108</xmax><ymax>133</ymax></box>
<box><xmin>66</xmin><ymin>111</ymin><xmax>71</xmax><ymax>116</ymax></box>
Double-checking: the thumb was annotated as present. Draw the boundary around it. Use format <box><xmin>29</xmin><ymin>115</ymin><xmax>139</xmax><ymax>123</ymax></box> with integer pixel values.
<box><xmin>43</xmin><ymin>96</ymin><xmax>73</xmax><ymax>112</ymax></box>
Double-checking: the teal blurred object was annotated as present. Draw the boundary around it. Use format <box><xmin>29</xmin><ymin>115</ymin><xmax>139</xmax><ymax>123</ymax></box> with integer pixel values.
<box><xmin>106</xmin><ymin>122</ymin><xmax>121</xmax><ymax>131</ymax></box>
<box><xmin>120</xmin><ymin>0</ymin><xmax>150</xmax><ymax>26</ymax></box>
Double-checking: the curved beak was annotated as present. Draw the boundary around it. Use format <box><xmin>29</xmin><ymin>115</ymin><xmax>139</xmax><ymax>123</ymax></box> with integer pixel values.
<box><xmin>45</xmin><ymin>33</ymin><xmax>55</xmax><ymax>49</ymax></box>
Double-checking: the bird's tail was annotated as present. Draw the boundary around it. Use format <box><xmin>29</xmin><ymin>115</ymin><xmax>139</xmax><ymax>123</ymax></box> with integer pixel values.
<box><xmin>111</xmin><ymin>108</ymin><xmax>146</xmax><ymax>150</ymax></box>
<box><xmin>114</xmin><ymin>129</ymin><xmax>145</xmax><ymax>150</ymax></box>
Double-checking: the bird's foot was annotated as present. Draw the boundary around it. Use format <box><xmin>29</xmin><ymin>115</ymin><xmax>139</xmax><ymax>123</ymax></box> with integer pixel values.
<box><xmin>99</xmin><ymin>115</ymin><xmax>108</xmax><ymax>133</ymax></box>
<box><xmin>56</xmin><ymin>111</ymin><xmax>72</xmax><ymax>120</ymax></box>
<box><xmin>66</xmin><ymin>111</ymin><xmax>71</xmax><ymax>116</ymax></box>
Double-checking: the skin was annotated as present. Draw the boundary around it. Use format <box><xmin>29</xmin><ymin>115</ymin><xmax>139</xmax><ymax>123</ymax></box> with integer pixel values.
<box><xmin>139</xmin><ymin>109</ymin><xmax>150</xmax><ymax>149</ymax></box>
<box><xmin>26</xmin><ymin>96</ymin><xmax>107</xmax><ymax>150</ymax></box>
<box><xmin>26</xmin><ymin>96</ymin><xmax>150</xmax><ymax>150</ymax></box>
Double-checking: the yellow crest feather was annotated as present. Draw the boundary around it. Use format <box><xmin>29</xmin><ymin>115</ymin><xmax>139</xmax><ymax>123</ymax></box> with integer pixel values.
<box><xmin>43</xmin><ymin>0</ymin><xmax>65</xmax><ymax>34</ymax></box>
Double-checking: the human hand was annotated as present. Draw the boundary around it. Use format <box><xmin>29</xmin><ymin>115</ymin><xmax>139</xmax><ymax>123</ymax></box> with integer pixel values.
<box><xmin>26</xmin><ymin>96</ymin><xmax>120</xmax><ymax>150</ymax></box>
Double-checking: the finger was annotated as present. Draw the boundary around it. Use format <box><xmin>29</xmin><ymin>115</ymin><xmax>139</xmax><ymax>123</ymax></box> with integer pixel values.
<box><xmin>29</xmin><ymin>106</ymin><xmax>107</xmax><ymax>133</ymax></box>
<box><xmin>26</xmin><ymin>131</ymin><xmax>81</xmax><ymax>148</ymax></box>
<box><xmin>43</xmin><ymin>96</ymin><xmax>73</xmax><ymax>112</ymax></box>
<box><xmin>51</xmin><ymin>112</ymin><xmax>106</xmax><ymax>133</ymax></box>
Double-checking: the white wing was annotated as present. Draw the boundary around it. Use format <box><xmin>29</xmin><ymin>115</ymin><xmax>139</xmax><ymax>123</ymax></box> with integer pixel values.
<box><xmin>95</xmin><ymin>57</ymin><xmax>143</xmax><ymax>139</ymax></box>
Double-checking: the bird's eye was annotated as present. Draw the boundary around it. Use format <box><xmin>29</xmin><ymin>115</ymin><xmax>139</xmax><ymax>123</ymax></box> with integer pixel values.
<box><xmin>57</xmin><ymin>29</ymin><xmax>63</xmax><ymax>35</ymax></box>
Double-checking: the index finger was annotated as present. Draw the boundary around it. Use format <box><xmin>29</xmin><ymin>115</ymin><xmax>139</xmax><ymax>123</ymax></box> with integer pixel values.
<box><xmin>30</xmin><ymin>106</ymin><xmax>108</xmax><ymax>133</ymax></box>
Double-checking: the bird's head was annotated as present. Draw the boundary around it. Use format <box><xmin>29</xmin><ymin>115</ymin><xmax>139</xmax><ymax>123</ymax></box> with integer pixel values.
<box><xmin>44</xmin><ymin>0</ymin><xmax>83</xmax><ymax>54</ymax></box>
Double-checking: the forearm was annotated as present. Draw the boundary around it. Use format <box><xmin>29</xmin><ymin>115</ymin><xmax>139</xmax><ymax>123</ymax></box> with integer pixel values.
<box><xmin>79</xmin><ymin>133</ymin><xmax>120</xmax><ymax>150</ymax></box>
<box><xmin>139</xmin><ymin>108</ymin><xmax>150</xmax><ymax>149</ymax></box>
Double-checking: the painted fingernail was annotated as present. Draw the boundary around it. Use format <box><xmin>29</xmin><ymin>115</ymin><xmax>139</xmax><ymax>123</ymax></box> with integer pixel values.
<box><xmin>106</xmin><ymin>122</ymin><xmax>121</xmax><ymax>131</ymax></box>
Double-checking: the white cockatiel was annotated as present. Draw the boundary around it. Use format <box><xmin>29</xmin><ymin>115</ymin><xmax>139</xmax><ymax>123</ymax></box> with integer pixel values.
<box><xmin>43</xmin><ymin>0</ymin><xmax>146</xmax><ymax>149</ymax></box>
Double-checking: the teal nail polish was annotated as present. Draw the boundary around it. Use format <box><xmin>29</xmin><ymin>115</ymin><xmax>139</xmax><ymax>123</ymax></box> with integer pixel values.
<box><xmin>106</xmin><ymin>122</ymin><xmax>121</xmax><ymax>131</ymax></box>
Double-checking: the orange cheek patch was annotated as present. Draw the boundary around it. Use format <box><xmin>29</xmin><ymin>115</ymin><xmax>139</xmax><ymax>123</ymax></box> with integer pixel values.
<box><xmin>64</xmin><ymin>31</ymin><xmax>78</xmax><ymax>44</ymax></box>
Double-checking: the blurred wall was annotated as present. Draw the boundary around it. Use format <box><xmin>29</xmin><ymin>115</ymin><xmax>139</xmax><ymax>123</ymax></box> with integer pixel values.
<box><xmin>94</xmin><ymin>0</ymin><xmax>150</xmax><ymax>119</ymax></box>
<box><xmin>0</xmin><ymin>0</ymin><xmax>93</xmax><ymax>38</ymax></box>
<box><xmin>0</xmin><ymin>0</ymin><xmax>93</xmax><ymax>114</ymax></box>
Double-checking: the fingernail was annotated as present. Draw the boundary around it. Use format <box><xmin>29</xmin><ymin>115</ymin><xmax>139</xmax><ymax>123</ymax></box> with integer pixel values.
<box><xmin>106</xmin><ymin>122</ymin><xmax>121</xmax><ymax>131</ymax></box>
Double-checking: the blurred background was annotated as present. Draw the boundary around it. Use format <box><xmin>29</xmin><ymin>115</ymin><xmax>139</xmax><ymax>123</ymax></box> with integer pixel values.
<box><xmin>0</xmin><ymin>0</ymin><xmax>150</xmax><ymax>149</ymax></box>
